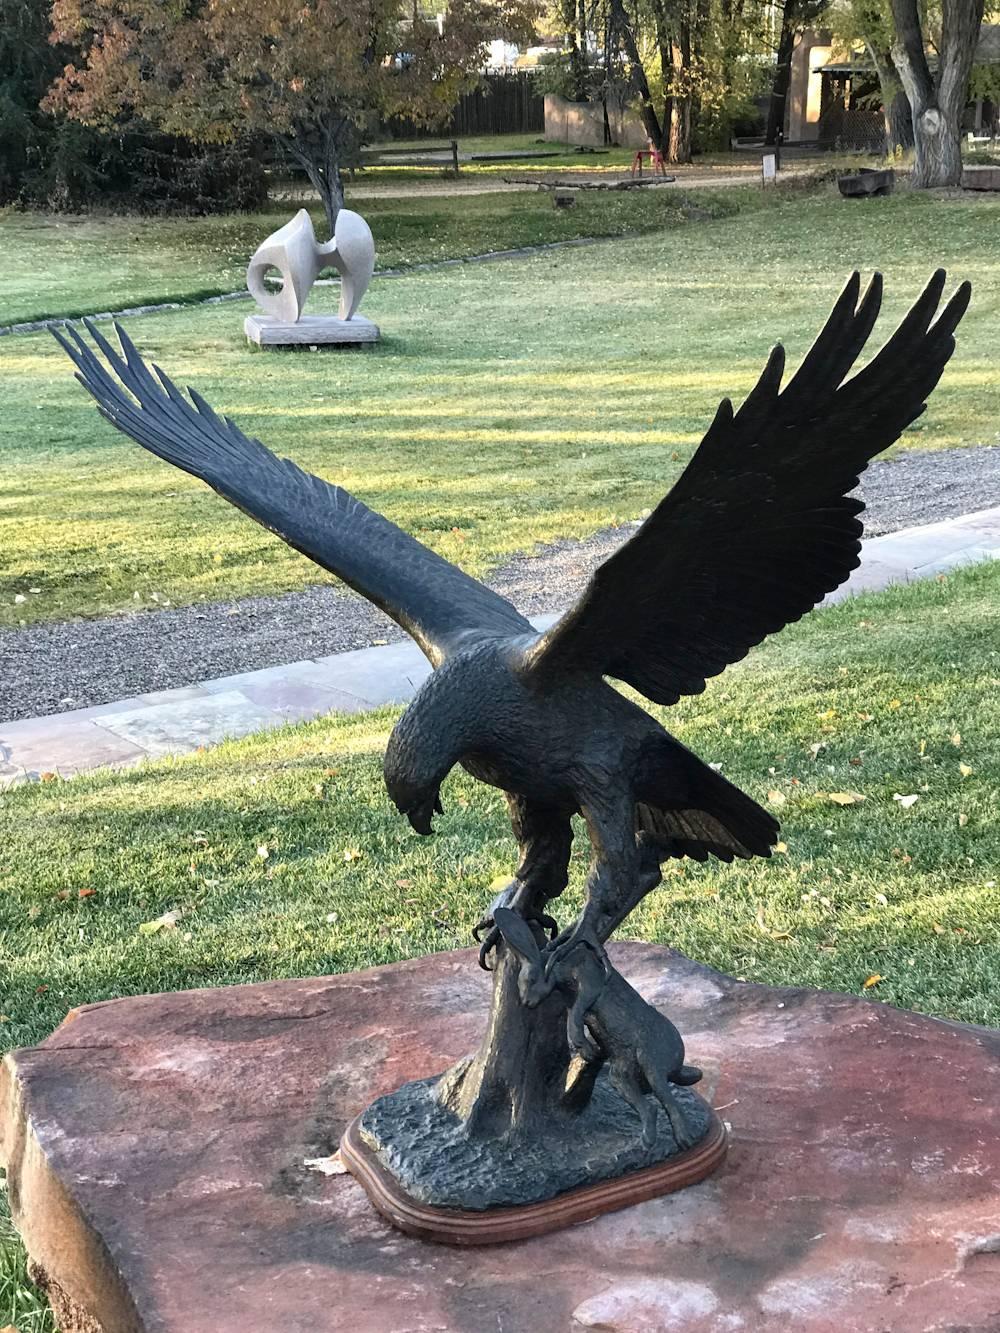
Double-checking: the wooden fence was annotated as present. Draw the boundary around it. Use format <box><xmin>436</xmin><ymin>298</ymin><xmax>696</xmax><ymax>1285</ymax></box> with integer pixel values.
<box><xmin>816</xmin><ymin>106</ymin><xmax>885</xmax><ymax>152</ymax></box>
<box><xmin>385</xmin><ymin>72</ymin><xmax>545</xmax><ymax>139</ymax></box>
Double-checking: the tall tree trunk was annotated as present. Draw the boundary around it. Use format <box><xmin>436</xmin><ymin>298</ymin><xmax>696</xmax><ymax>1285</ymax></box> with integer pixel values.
<box><xmin>436</xmin><ymin>947</ymin><xmax>596</xmax><ymax>1138</ymax></box>
<box><xmin>563</xmin><ymin>0</ymin><xmax>588</xmax><ymax>99</ymax></box>
<box><xmin>578</xmin><ymin>0</ymin><xmax>589</xmax><ymax>92</ymax></box>
<box><xmin>668</xmin><ymin>36</ymin><xmax>693</xmax><ymax>162</ymax></box>
<box><xmin>886</xmin><ymin>88</ymin><xmax>914</xmax><ymax>149</ymax></box>
<box><xmin>765</xmin><ymin>0</ymin><xmax>799</xmax><ymax>145</ymax></box>
<box><xmin>601</xmin><ymin>6</ymin><xmax>615</xmax><ymax>143</ymax></box>
<box><xmin>718</xmin><ymin>0</ymin><xmax>747</xmax><ymax>146</ymax></box>
<box><xmin>668</xmin><ymin>95</ymin><xmax>692</xmax><ymax>160</ymax></box>
<box><xmin>303</xmin><ymin>153</ymin><xmax>344</xmax><ymax>235</ymax></box>
<box><xmin>609</xmin><ymin>0</ymin><xmax>664</xmax><ymax>146</ymax></box>
<box><xmin>650</xmin><ymin>0</ymin><xmax>685</xmax><ymax>159</ymax></box>
<box><xmin>274</xmin><ymin>124</ymin><xmax>345</xmax><ymax>235</ymax></box>
<box><xmin>890</xmin><ymin>0</ymin><xmax>984</xmax><ymax>187</ymax></box>
<box><xmin>866</xmin><ymin>43</ymin><xmax>913</xmax><ymax>152</ymax></box>
<box><xmin>688</xmin><ymin>0</ymin><xmax>711</xmax><ymax>153</ymax></box>
<box><xmin>906</xmin><ymin>99</ymin><xmax>964</xmax><ymax>186</ymax></box>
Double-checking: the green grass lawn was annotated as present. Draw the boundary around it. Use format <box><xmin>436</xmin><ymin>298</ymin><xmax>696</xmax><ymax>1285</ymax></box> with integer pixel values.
<box><xmin>2</xmin><ymin>187</ymin><xmax>998</xmax><ymax>632</ymax></box>
<box><xmin>2</xmin><ymin>184</ymin><xmax>751</xmax><ymax>327</ymax></box>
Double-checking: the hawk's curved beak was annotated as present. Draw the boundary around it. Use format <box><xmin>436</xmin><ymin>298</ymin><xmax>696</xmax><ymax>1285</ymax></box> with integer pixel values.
<box><xmin>406</xmin><ymin>791</ymin><xmax>444</xmax><ymax>836</ymax></box>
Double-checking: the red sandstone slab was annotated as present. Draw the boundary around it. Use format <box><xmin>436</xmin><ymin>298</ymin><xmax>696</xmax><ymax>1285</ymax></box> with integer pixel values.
<box><xmin>2</xmin><ymin>945</ymin><xmax>999</xmax><ymax>1333</ymax></box>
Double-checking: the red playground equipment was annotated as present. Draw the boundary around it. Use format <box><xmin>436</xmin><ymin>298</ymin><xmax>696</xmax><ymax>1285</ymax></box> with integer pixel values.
<box><xmin>630</xmin><ymin>145</ymin><xmax>668</xmax><ymax>177</ymax></box>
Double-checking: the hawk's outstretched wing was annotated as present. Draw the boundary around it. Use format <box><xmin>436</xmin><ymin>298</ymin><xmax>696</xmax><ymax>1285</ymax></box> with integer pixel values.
<box><xmin>55</xmin><ymin>320</ymin><xmax>532</xmax><ymax>666</ymax></box>
<box><xmin>521</xmin><ymin>270</ymin><xmax>971</xmax><ymax>703</ymax></box>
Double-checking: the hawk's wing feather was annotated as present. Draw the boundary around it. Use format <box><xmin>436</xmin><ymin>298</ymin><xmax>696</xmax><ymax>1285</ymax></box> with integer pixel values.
<box><xmin>55</xmin><ymin>320</ymin><xmax>532</xmax><ymax>665</ymax></box>
<box><xmin>522</xmin><ymin>270</ymin><xmax>971</xmax><ymax>703</ymax></box>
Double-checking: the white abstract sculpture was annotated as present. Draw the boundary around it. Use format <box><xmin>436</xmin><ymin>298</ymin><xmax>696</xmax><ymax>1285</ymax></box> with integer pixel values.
<box><xmin>244</xmin><ymin>207</ymin><xmax>379</xmax><ymax>346</ymax></box>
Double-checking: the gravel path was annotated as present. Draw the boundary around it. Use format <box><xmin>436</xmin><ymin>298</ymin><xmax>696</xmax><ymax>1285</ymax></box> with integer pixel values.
<box><xmin>4</xmin><ymin>445</ymin><xmax>1000</xmax><ymax>722</ymax></box>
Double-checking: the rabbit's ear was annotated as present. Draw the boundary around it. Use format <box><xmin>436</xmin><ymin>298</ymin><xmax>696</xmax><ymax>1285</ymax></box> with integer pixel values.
<box><xmin>493</xmin><ymin>908</ymin><xmax>542</xmax><ymax>965</ymax></box>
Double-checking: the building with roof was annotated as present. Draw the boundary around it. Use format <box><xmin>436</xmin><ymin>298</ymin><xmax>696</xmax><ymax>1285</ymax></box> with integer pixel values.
<box><xmin>786</xmin><ymin>24</ymin><xmax>1000</xmax><ymax>148</ymax></box>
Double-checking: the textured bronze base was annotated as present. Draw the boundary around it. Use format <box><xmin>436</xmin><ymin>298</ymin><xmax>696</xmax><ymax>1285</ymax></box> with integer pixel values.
<box><xmin>340</xmin><ymin>1109</ymin><xmax>728</xmax><ymax>1245</ymax></box>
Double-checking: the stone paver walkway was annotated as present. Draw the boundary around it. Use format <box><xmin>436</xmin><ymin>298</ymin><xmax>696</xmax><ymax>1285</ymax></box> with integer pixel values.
<box><xmin>3</xmin><ymin>507</ymin><xmax>998</xmax><ymax>787</ymax></box>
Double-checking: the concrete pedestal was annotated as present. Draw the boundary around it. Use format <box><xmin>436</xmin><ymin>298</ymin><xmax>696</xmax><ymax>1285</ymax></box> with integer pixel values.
<box><xmin>244</xmin><ymin>313</ymin><xmax>380</xmax><ymax>347</ymax></box>
<box><xmin>2</xmin><ymin>945</ymin><xmax>998</xmax><ymax>1333</ymax></box>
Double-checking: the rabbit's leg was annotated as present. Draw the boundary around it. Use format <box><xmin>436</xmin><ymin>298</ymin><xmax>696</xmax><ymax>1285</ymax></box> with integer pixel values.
<box><xmin>567</xmin><ymin>1010</ymin><xmax>601</xmax><ymax>1062</ymax></box>
<box><xmin>475</xmin><ymin>797</ymin><xmax>572</xmax><ymax>968</ymax></box>
<box><xmin>566</xmin><ymin>982</ymin><xmax>603</xmax><ymax>1062</ymax></box>
<box><xmin>643</xmin><ymin>1057</ymin><xmax>698</xmax><ymax>1151</ymax></box>
<box><xmin>609</xmin><ymin>1061</ymin><xmax>657</xmax><ymax>1149</ymax></box>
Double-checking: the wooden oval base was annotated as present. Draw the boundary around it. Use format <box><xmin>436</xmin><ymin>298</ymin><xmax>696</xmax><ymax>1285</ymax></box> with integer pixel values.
<box><xmin>340</xmin><ymin>1110</ymin><xmax>728</xmax><ymax>1246</ymax></box>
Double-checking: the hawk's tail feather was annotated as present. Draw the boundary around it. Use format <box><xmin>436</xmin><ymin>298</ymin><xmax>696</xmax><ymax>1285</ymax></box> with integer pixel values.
<box><xmin>636</xmin><ymin>742</ymin><xmax>779</xmax><ymax>863</ymax></box>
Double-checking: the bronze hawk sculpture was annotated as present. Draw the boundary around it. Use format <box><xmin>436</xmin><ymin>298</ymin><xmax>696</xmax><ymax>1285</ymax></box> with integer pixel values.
<box><xmin>55</xmin><ymin>270</ymin><xmax>970</xmax><ymax>1229</ymax></box>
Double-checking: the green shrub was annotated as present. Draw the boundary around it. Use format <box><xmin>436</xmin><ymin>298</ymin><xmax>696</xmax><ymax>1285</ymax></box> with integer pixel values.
<box><xmin>0</xmin><ymin>0</ymin><xmax>266</xmax><ymax>214</ymax></box>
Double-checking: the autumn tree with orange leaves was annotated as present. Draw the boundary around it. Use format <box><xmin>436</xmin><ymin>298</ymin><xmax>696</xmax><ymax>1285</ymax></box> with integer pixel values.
<box><xmin>46</xmin><ymin>0</ymin><xmax>539</xmax><ymax>230</ymax></box>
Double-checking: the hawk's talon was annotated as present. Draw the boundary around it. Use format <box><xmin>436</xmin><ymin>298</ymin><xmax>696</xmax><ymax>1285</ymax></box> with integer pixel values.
<box><xmin>536</xmin><ymin>912</ymin><xmax>559</xmax><ymax>940</ymax></box>
<box><xmin>474</xmin><ymin>900</ymin><xmax>560</xmax><ymax>971</ymax></box>
<box><xmin>544</xmin><ymin>920</ymin><xmax>609</xmax><ymax>979</ymax></box>
<box><xmin>570</xmin><ymin>1030</ymin><xmax>602</xmax><ymax>1064</ymax></box>
<box><xmin>477</xmin><ymin>925</ymin><xmax>500</xmax><ymax>971</ymax></box>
